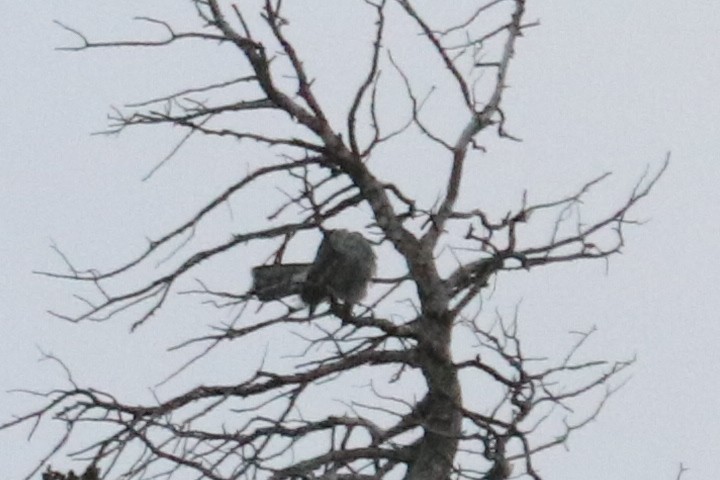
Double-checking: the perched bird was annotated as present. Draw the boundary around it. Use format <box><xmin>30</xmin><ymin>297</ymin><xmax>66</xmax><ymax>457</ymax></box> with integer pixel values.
<box><xmin>251</xmin><ymin>230</ymin><xmax>376</xmax><ymax>313</ymax></box>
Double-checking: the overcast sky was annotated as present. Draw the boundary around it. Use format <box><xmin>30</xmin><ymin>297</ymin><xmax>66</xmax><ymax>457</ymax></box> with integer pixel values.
<box><xmin>1</xmin><ymin>1</ymin><xmax>719</xmax><ymax>479</ymax></box>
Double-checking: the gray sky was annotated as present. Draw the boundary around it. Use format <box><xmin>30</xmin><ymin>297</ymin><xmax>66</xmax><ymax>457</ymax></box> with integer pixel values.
<box><xmin>1</xmin><ymin>1</ymin><xmax>719</xmax><ymax>478</ymax></box>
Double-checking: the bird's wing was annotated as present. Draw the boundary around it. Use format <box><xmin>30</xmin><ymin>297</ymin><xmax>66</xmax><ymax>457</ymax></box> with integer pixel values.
<box><xmin>301</xmin><ymin>234</ymin><xmax>339</xmax><ymax>307</ymax></box>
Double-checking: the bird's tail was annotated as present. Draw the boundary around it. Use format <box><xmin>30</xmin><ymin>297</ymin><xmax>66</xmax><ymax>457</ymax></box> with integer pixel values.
<box><xmin>251</xmin><ymin>264</ymin><xmax>312</xmax><ymax>301</ymax></box>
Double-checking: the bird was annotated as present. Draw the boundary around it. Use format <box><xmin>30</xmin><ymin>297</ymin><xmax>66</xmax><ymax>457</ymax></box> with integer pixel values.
<box><xmin>251</xmin><ymin>229</ymin><xmax>376</xmax><ymax>313</ymax></box>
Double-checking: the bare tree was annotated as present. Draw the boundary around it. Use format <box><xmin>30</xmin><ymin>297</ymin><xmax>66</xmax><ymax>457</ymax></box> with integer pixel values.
<box><xmin>3</xmin><ymin>1</ymin><xmax>667</xmax><ymax>480</ymax></box>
